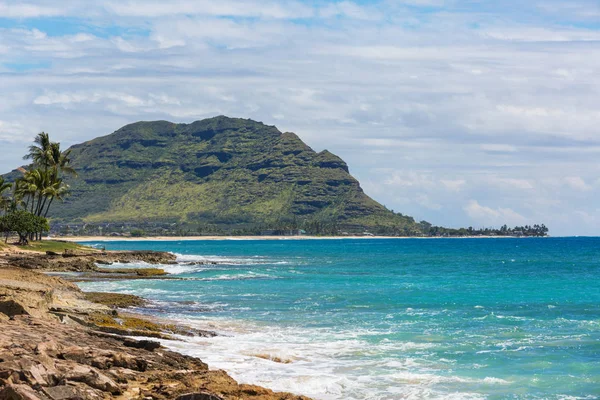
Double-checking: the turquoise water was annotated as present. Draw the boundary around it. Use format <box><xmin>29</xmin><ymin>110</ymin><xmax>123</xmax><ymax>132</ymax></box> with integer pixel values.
<box><xmin>78</xmin><ymin>238</ymin><xmax>600</xmax><ymax>399</ymax></box>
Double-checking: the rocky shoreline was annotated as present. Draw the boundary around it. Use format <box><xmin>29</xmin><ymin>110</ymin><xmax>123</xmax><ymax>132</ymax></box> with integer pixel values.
<box><xmin>1</xmin><ymin>249</ymin><xmax>178</xmax><ymax>272</ymax></box>
<box><xmin>0</xmin><ymin>244</ymin><xmax>312</xmax><ymax>400</ymax></box>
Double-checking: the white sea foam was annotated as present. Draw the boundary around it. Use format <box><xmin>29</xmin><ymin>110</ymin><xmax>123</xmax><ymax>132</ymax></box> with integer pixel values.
<box><xmin>174</xmin><ymin>253</ymin><xmax>287</xmax><ymax>266</ymax></box>
<box><xmin>144</xmin><ymin>316</ymin><xmax>505</xmax><ymax>400</ymax></box>
<box><xmin>161</xmin><ymin>264</ymin><xmax>208</xmax><ymax>275</ymax></box>
<box><xmin>188</xmin><ymin>272</ymin><xmax>277</xmax><ymax>282</ymax></box>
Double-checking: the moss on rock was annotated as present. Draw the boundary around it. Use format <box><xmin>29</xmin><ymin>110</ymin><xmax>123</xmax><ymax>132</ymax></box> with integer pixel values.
<box><xmin>84</xmin><ymin>292</ymin><xmax>146</xmax><ymax>308</ymax></box>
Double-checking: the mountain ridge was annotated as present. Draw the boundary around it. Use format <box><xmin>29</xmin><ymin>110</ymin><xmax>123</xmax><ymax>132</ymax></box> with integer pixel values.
<box><xmin>5</xmin><ymin>116</ymin><xmax>423</xmax><ymax>235</ymax></box>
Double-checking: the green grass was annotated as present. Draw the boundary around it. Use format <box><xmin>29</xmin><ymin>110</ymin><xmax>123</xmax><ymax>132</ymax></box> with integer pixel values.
<box><xmin>23</xmin><ymin>240</ymin><xmax>96</xmax><ymax>253</ymax></box>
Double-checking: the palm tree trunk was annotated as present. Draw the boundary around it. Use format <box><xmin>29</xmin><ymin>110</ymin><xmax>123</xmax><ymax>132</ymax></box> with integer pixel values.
<box><xmin>43</xmin><ymin>197</ymin><xmax>55</xmax><ymax>218</ymax></box>
<box><xmin>38</xmin><ymin>196</ymin><xmax>48</xmax><ymax>217</ymax></box>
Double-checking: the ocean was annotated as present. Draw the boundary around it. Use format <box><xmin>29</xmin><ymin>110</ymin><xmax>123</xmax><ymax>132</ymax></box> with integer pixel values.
<box><xmin>77</xmin><ymin>238</ymin><xmax>600</xmax><ymax>399</ymax></box>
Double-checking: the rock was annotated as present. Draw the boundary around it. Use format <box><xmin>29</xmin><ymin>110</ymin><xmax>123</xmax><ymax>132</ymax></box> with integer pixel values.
<box><xmin>65</xmin><ymin>365</ymin><xmax>121</xmax><ymax>395</ymax></box>
<box><xmin>0</xmin><ymin>300</ymin><xmax>30</xmax><ymax>318</ymax></box>
<box><xmin>176</xmin><ymin>393</ymin><xmax>224</xmax><ymax>400</ymax></box>
<box><xmin>112</xmin><ymin>353</ymin><xmax>147</xmax><ymax>372</ymax></box>
<box><xmin>42</xmin><ymin>386</ymin><xmax>81</xmax><ymax>400</ymax></box>
<box><xmin>123</xmin><ymin>339</ymin><xmax>161</xmax><ymax>352</ymax></box>
<box><xmin>83</xmin><ymin>292</ymin><xmax>145</xmax><ymax>308</ymax></box>
<box><xmin>0</xmin><ymin>384</ymin><xmax>43</xmax><ymax>400</ymax></box>
<box><xmin>59</xmin><ymin>347</ymin><xmax>87</xmax><ymax>364</ymax></box>
<box><xmin>105</xmin><ymin>367</ymin><xmax>137</xmax><ymax>383</ymax></box>
<box><xmin>35</xmin><ymin>340</ymin><xmax>60</xmax><ymax>357</ymax></box>
<box><xmin>57</xmin><ymin>382</ymin><xmax>104</xmax><ymax>400</ymax></box>
<box><xmin>90</xmin><ymin>356</ymin><xmax>111</xmax><ymax>370</ymax></box>
<box><xmin>23</xmin><ymin>363</ymin><xmax>50</xmax><ymax>386</ymax></box>
<box><xmin>45</xmin><ymin>252</ymin><xmax>59</xmax><ymax>257</ymax></box>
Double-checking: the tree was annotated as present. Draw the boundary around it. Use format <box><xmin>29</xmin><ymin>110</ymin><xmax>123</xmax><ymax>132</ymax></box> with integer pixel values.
<box><xmin>5</xmin><ymin>132</ymin><xmax>77</xmax><ymax>242</ymax></box>
<box><xmin>18</xmin><ymin>133</ymin><xmax>75</xmax><ymax>220</ymax></box>
<box><xmin>0</xmin><ymin>210</ymin><xmax>49</xmax><ymax>245</ymax></box>
<box><xmin>0</xmin><ymin>177</ymin><xmax>12</xmax><ymax>215</ymax></box>
<box><xmin>23</xmin><ymin>132</ymin><xmax>52</xmax><ymax>167</ymax></box>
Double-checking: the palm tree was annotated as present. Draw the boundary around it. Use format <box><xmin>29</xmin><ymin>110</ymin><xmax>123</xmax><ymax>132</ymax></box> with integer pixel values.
<box><xmin>24</xmin><ymin>132</ymin><xmax>52</xmax><ymax>167</ymax></box>
<box><xmin>0</xmin><ymin>177</ymin><xmax>12</xmax><ymax>215</ymax></box>
<box><xmin>24</xmin><ymin>132</ymin><xmax>77</xmax><ymax>177</ymax></box>
<box><xmin>14</xmin><ymin>174</ymin><xmax>37</xmax><ymax>213</ymax></box>
<box><xmin>42</xmin><ymin>179</ymin><xmax>69</xmax><ymax>218</ymax></box>
<box><xmin>48</xmin><ymin>142</ymin><xmax>77</xmax><ymax>178</ymax></box>
<box><xmin>20</xmin><ymin>133</ymin><xmax>76</xmax><ymax>217</ymax></box>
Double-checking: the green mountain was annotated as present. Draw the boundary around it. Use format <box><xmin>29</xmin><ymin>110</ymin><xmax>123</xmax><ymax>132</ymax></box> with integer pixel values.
<box><xmin>7</xmin><ymin>116</ymin><xmax>423</xmax><ymax>235</ymax></box>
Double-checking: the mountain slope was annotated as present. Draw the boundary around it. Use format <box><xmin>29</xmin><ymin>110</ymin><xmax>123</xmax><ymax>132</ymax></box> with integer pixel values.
<box><xmin>9</xmin><ymin>116</ymin><xmax>422</xmax><ymax>234</ymax></box>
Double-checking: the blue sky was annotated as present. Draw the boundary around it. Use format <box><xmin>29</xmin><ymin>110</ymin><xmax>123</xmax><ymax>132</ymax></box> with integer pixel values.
<box><xmin>1</xmin><ymin>0</ymin><xmax>599</xmax><ymax>235</ymax></box>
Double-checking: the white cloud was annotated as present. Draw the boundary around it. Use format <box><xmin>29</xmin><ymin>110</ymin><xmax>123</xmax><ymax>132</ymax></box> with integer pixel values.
<box><xmin>415</xmin><ymin>193</ymin><xmax>442</xmax><ymax>211</ymax></box>
<box><xmin>481</xmin><ymin>144</ymin><xmax>518</xmax><ymax>153</ymax></box>
<box><xmin>441</xmin><ymin>179</ymin><xmax>466</xmax><ymax>192</ymax></box>
<box><xmin>319</xmin><ymin>2</ymin><xmax>383</xmax><ymax>21</ymax></box>
<box><xmin>491</xmin><ymin>178</ymin><xmax>534</xmax><ymax>190</ymax></box>
<box><xmin>104</xmin><ymin>0</ymin><xmax>314</xmax><ymax>19</ymax></box>
<box><xmin>384</xmin><ymin>171</ymin><xmax>435</xmax><ymax>189</ymax></box>
<box><xmin>482</xmin><ymin>26</ymin><xmax>600</xmax><ymax>42</ymax></box>
<box><xmin>464</xmin><ymin>200</ymin><xmax>527</xmax><ymax>226</ymax></box>
<box><xmin>0</xmin><ymin>120</ymin><xmax>30</xmax><ymax>143</ymax></box>
<box><xmin>564</xmin><ymin>176</ymin><xmax>591</xmax><ymax>191</ymax></box>
<box><xmin>0</xmin><ymin>2</ymin><xmax>63</xmax><ymax>18</ymax></box>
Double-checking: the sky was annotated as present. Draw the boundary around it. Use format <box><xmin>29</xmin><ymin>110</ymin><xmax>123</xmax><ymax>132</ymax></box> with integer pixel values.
<box><xmin>0</xmin><ymin>0</ymin><xmax>599</xmax><ymax>235</ymax></box>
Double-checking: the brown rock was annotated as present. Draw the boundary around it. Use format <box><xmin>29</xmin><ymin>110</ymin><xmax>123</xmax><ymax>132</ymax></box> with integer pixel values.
<box><xmin>65</xmin><ymin>365</ymin><xmax>121</xmax><ymax>395</ymax></box>
<box><xmin>0</xmin><ymin>384</ymin><xmax>43</xmax><ymax>400</ymax></box>
<box><xmin>42</xmin><ymin>386</ymin><xmax>81</xmax><ymax>400</ymax></box>
<box><xmin>0</xmin><ymin>300</ymin><xmax>30</xmax><ymax>318</ymax></box>
<box><xmin>105</xmin><ymin>367</ymin><xmax>137</xmax><ymax>383</ymax></box>
<box><xmin>176</xmin><ymin>393</ymin><xmax>224</xmax><ymax>400</ymax></box>
<box><xmin>59</xmin><ymin>347</ymin><xmax>87</xmax><ymax>365</ymax></box>
<box><xmin>123</xmin><ymin>339</ymin><xmax>161</xmax><ymax>352</ymax></box>
<box><xmin>35</xmin><ymin>340</ymin><xmax>60</xmax><ymax>357</ymax></box>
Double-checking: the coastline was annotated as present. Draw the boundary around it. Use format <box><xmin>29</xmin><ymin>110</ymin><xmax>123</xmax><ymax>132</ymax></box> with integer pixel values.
<box><xmin>0</xmin><ymin>243</ymin><xmax>312</xmax><ymax>400</ymax></box>
<box><xmin>58</xmin><ymin>234</ymin><xmax>530</xmax><ymax>242</ymax></box>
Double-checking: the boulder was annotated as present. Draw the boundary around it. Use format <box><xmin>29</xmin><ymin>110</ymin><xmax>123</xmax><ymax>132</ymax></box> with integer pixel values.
<box><xmin>42</xmin><ymin>386</ymin><xmax>81</xmax><ymax>400</ymax></box>
<box><xmin>122</xmin><ymin>339</ymin><xmax>160</xmax><ymax>352</ymax></box>
<box><xmin>0</xmin><ymin>384</ymin><xmax>44</xmax><ymax>400</ymax></box>
<box><xmin>112</xmin><ymin>353</ymin><xmax>147</xmax><ymax>372</ymax></box>
<box><xmin>65</xmin><ymin>365</ymin><xmax>121</xmax><ymax>395</ymax></box>
<box><xmin>0</xmin><ymin>300</ymin><xmax>30</xmax><ymax>318</ymax></box>
<box><xmin>59</xmin><ymin>347</ymin><xmax>87</xmax><ymax>365</ymax></box>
